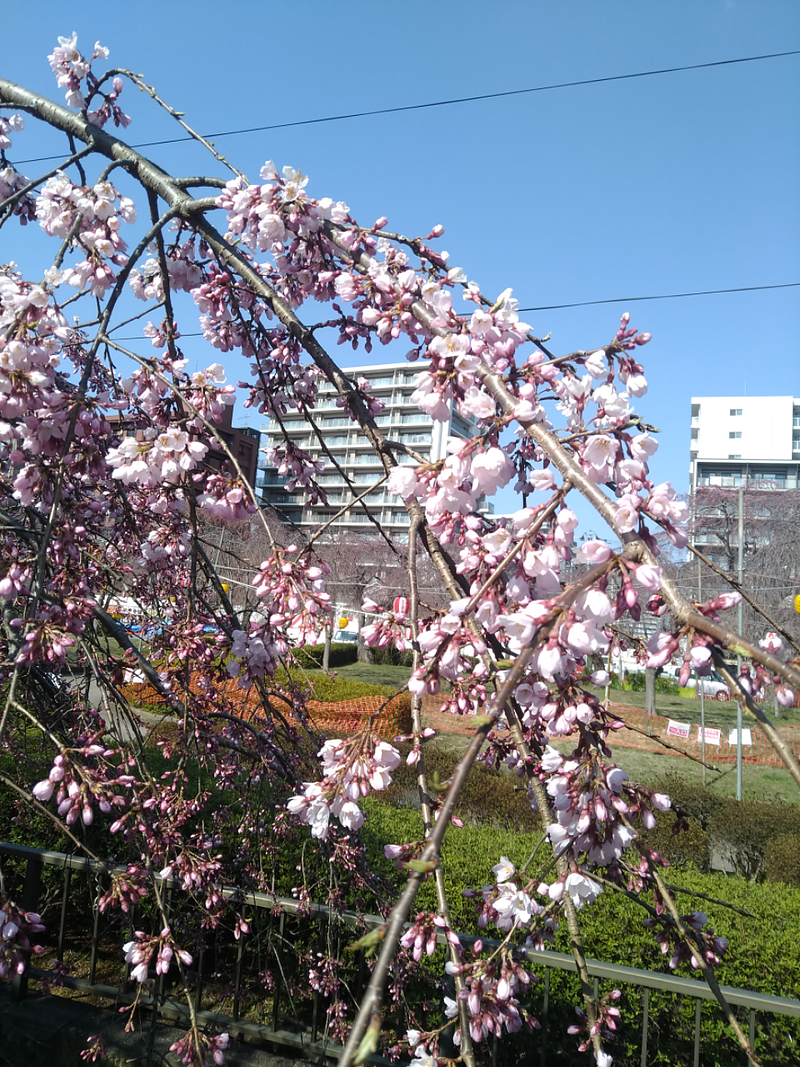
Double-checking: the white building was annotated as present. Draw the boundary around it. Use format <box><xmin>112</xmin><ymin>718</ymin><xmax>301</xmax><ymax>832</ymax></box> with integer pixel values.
<box><xmin>690</xmin><ymin>395</ymin><xmax>800</xmax><ymax>491</ymax></box>
<box><xmin>257</xmin><ymin>361</ymin><xmax>485</xmax><ymax>538</ymax></box>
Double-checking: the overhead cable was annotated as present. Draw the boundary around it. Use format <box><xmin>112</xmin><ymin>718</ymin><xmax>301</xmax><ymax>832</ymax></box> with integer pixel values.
<box><xmin>10</xmin><ymin>48</ymin><xmax>800</xmax><ymax>166</ymax></box>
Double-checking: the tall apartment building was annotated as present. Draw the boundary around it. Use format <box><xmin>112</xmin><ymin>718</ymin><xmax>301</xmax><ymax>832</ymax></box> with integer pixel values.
<box><xmin>257</xmin><ymin>361</ymin><xmax>485</xmax><ymax>538</ymax></box>
<box><xmin>689</xmin><ymin>395</ymin><xmax>800</xmax><ymax>491</ymax></box>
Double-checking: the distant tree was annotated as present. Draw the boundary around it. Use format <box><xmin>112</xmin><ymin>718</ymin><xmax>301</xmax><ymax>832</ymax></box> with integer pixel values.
<box><xmin>688</xmin><ymin>484</ymin><xmax>800</xmax><ymax>648</ymax></box>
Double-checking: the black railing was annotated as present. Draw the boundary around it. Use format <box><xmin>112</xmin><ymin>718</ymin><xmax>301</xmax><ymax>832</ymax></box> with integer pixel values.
<box><xmin>2</xmin><ymin>840</ymin><xmax>800</xmax><ymax>1066</ymax></box>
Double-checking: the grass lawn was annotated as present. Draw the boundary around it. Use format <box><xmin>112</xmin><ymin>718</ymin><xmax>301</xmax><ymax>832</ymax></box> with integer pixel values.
<box><xmin>599</xmin><ymin>685</ymin><xmax>800</xmax><ymax>730</ymax></box>
<box><xmin>328</xmin><ymin>662</ymin><xmax>414</xmax><ymax>689</ymax></box>
<box><xmin>326</xmin><ymin>666</ymin><xmax>800</xmax><ymax>804</ymax></box>
<box><xmin>420</xmin><ymin>727</ymin><xmax>800</xmax><ymax>803</ymax></box>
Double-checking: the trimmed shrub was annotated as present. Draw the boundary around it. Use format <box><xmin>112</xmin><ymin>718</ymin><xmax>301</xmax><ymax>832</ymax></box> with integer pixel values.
<box><xmin>361</xmin><ymin>799</ymin><xmax>800</xmax><ymax>1064</ymax></box>
<box><xmin>290</xmin><ymin>672</ymin><xmax>401</xmax><ymax>702</ymax></box>
<box><xmin>765</xmin><ymin>834</ymin><xmax>800</xmax><ymax>887</ymax></box>
<box><xmin>290</xmin><ymin>642</ymin><xmax>358</xmax><ymax>669</ymax></box>
<box><xmin>379</xmin><ymin>746</ymin><xmax>539</xmax><ymax>832</ymax></box>
<box><xmin>625</xmin><ymin>672</ymin><xmax>681</xmax><ymax>695</ymax></box>
<box><xmin>651</xmin><ymin>779</ymin><xmax>800</xmax><ymax>881</ymax></box>
<box><xmin>640</xmin><ymin>814</ymin><xmax>711</xmax><ymax>871</ymax></box>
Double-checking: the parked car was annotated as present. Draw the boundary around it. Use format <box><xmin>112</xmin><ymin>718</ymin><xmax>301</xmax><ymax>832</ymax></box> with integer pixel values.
<box><xmin>684</xmin><ymin>670</ymin><xmax>732</xmax><ymax>702</ymax></box>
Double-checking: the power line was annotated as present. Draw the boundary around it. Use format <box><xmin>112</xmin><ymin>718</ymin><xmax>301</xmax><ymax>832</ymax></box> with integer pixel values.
<box><xmin>518</xmin><ymin>282</ymin><xmax>800</xmax><ymax>312</ymax></box>
<box><xmin>10</xmin><ymin>48</ymin><xmax>800</xmax><ymax>166</ymax></box>
<box><xmin>105</xmin><ymin>281</ymin><xmax>799</xmax><ymax>341</ymax></box>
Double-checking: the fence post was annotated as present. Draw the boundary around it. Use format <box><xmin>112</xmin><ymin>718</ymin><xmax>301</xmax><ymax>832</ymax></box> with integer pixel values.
<box><xmin>11</xmin><ymin>854</ymin><xmax>43</xmax><ymax>1002</ymax></box>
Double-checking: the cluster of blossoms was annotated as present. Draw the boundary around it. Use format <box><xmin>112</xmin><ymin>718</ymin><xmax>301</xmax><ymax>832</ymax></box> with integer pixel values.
<box><xmin>249</xmin><ymin>547</ymin><xmax>331</xmax><ymax>645</ymax></box>
<box><xmin>36</xmin><ymin>172</ymin><xmax>135</xmax><ymax>294</ymax></box>
<box><xmin>644</xmin><ymin>911</ymin><xmax>729</xmax><ymax>971</ymax></box>
<box><xmin>568</xmin><ymin>989</ymin><xmax>622</xmax><ymax>1064</ymax></box>
<box><xmin>288</xmin><ymin>736</ymin><xmax>401</xmax><ymax>839</ymax></box>
<box><xmin>168</xmin><ymin>1031</ymin><xmax>230</xmax><ymax>1067</ymax></box>
<box><xmin>359</xmin><ymin>597</ymin><xmax>413</xmax><ymax>652</ymax></box>
<box><xmin>759</xmin><ymin>632</ymin><xmax>797</xmax><ymax>708</ymax></box>
<box><xmin>48</xmin><ymin>34</ymin><xmax>131</xmax><ymax>128</ymax></box>
<box><xmin>11</xmin><ymin>601</ymin><xmax>94</xmax><ymax>668</ymax></box>
<box><xmin>544</xmin><ymin>747</ymin><xmax>671</xmax><ymax>865</ymax></box>
<box><xmin>226</xmin><ymin>624</ymin><xmax>287</xmax><ymax>687</ymax></box>
<box><xmin>123</xmin><ymin>927</ymin><xmax>192</xmax><ymax>983</ymax></box>
<box><xmin>0</xmin><ymin>901</ymin><xmax>45</xmax><ymax>978</ymax></box>
<box><xmin>400</xmin><ymin>912</ymin><xmax>462</xmax><ymax>960</ymax></box>
<box><xmin>0</xmin><ymin>112</ymin><xmax>24</xmax><ymax>150</ymax></box>
<box><xmin>32</xmin><ymin>744</ymin><xmax>134</xmax><ymax>826</ymax></box>
<box><xmin>474</xmin><ymin>856</ymin><xmax>541</xmax><ymax>932</ymax></box>
<box><xmin>443</xmin><ymin>941</ymin><xmax>537</xmax><ymax>1045</ymax></box>
<box><xmin>107</xmin><ymin>426</ymin><xmax>209</xmax><ymax>487</ymax></box>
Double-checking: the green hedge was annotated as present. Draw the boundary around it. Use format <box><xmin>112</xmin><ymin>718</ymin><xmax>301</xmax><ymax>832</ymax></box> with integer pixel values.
<box><xmin>361</xmin><ymin>799</ymin><xmax>800</xmax><ymax>1065</ymax></box>
<box><xmin>289</xmin><ymin>642</ymin><xmax>358</xmax><ymax>669</ymax></box>
<box><xmin>285</xmin><ymin>671</ymin><xmax>403</xmax><ymax>703</ymax></box>
<box><xmin>624</xmin><ymin>672</ymin><xmax>681</xmax><ymax>695</ymax></box>
<box><xmin>652</xmin><ymin>778</ymin><xmax>800</xmax><ymax>881</ymax></box>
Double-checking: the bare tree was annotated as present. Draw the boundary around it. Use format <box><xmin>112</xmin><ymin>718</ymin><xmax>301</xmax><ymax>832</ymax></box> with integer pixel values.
<box><xmin>688</xmin><ymin>484</ymin><xmax>800</xmax><ymax>648</ymax></box>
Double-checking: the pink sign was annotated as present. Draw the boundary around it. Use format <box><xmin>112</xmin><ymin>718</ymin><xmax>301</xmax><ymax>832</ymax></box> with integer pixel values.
<box><xmin>697</xmin><ymin>726</ymin><xmax>721</xmax><ymax>746</ymax></box>
<box><xmin>666</xmin><ymin>720</ymin><xmax>691</xmax><ymax>740</ymax></box>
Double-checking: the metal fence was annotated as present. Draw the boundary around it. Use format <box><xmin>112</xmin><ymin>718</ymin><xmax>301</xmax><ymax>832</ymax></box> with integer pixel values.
<box><xmin>2</xmin><ymin>839</ymin><xmax>800</xmax><ymax>1066</ymax></box>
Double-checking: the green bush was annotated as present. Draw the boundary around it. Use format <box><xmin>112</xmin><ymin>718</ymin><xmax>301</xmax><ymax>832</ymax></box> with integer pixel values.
<box><xmin>624</xmin><ymin>672</ymin><xmax>681</xmax><ymax>695</ymax></box>
<box><xmin>651</xmin><ymin>778</ymin><xmax>800</xmax><ymax>882</ymax></box>
<box><xmin>379</xmin><ymin>746</ymin><xmax>539</xmax><ymax>832</ymax></box>
<box><xmin>305</xmin><ymin>674</ymin><xmax>402</xmax><ymax>702</ymax></box>
<box><xmin>361</xmin><ymin>799</ymin><xmax>800</xmax><ymax>1064</ymax></box>
<box><xmin>289</xmin><ymin>642</ymin><xmax>358</xmax><ymax>669</ymax></box>
<box><xmin>640</xmin><ymin>813</ymin><xmax>711</xmax><ymax>871</ymax></box>
<box><xmin>765</xmin><ymin>834</ymin><xmax>800</xmax><ymax>887</ymax></box>
<box><xmin>371</xmin><ymin>647</ymin><xmax>414</xmax><ymax>667</ymax></box>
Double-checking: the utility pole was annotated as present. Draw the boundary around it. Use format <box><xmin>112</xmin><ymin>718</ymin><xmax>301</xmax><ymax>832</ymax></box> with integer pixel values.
<box><xmin>736</xmin><ymin>485</ymin><xmax>744</xmax><ymax>801</ymax></box>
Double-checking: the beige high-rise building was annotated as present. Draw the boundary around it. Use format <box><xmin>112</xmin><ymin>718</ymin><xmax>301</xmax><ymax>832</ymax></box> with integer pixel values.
<box><xmin>258</xmin><ymin>361</ymin><xmax>486</xmax><ymax>539</ymax></box>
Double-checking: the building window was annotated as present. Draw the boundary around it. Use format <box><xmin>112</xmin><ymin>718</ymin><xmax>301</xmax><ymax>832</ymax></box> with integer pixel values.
<box><xmin>728</xmin><ymin>454</ymin><xmax>741</xmax><ymax>459</ymax></box>
<box><xmin>730</xmin><ymin>408</ymin><xmax>742</xmax><ymax>416</ymax></box>
<box><xmin>691</xmin><ymin>428</ymin><xmax>699</xmax><ymax>440</ymax></box>
<box><xmin>691</xmin><ymin>403</ymin><xmax>700</xmax><ymax>417</ymax></box>
<box><xmin>729</xmin><ymin>431</ymin><xmax>742</xmax><ymax>439</ymax></box>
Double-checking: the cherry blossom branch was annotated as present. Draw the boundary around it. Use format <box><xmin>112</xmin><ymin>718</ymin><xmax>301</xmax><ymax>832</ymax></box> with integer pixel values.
<box><xmin>107</xmin><ymin>68</ymin><xmax>245</xmax><ymax>178</ymax></box>
<box><xmin>640</xmin><ymin>841</ymin><xmax>760</xmax><ymax>1065</ymax></box>
<box><xmin>684</xmin><ymin>540</ymin><xmax>800</xmax><ymax>656</ymax></box>
<box><xmin>338</xmin><ymin>559</ymin><xmax>616</xmax><ymax>1067</ymax></box>
<box><xmin>710</xmin><ymin>652</ymin><xmax>800</xmax><ymax>790</ymax></box>
<box><xmin>0</xmin><ymin>772</ymin><xmax>104</xmax><ymax>861</ymax></box>
<box><xmin>0</xmin><ymin>144</ymin><xmax>94</xmax><ymax>216</ymax></box>
<box><xmin>404</xmin><ymin>518</ymin><xmax>476</xmax><ymax>1067</ymax></box>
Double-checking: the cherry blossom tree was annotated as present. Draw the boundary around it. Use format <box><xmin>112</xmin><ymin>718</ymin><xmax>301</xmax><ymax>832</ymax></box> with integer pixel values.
<box><xmin>1</xmin><ymin>34</ymin><xmax>799</xmax><ymax>1067</ymax></box>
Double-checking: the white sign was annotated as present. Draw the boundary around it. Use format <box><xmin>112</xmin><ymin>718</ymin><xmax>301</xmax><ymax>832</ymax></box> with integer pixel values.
<box><xmin>697</xmin><ymin>726</ymin><xmax>721</xmax><ymax>746</ymax></box>
<box><xmin>666</xmin><ymin>720</ymin><xmax>691</xmax><ymax>740</ymax></box>
<box><xmin>728</xmin><ymin>728</ymin><xmax>752</xmax><ymax>746</ymax></box>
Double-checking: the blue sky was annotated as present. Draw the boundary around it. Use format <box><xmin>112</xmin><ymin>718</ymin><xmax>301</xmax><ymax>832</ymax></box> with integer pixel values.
<box><xmin>2</xmin><ymin>1</ymin><xmax>798</xmax><ymax>525</ymax></box>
